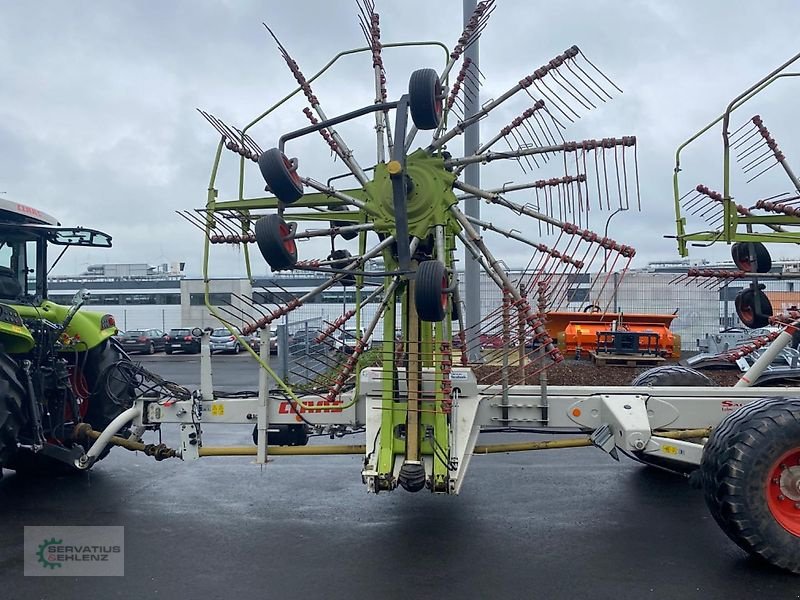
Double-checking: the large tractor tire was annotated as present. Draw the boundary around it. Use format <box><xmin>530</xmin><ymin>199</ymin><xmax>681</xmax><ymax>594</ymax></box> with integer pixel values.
<box><xmin>0</xmin><ymin>353</ymin><xmax>25</xmax><ymax>468</ymax></box>
<box><xmin>629</xmin><ymin>365</ymin><xmax>714</xmax><ymax>475</ymax></box>
<box><xmin>701</xmin><ymin>397</ymin><xmax>800</xmax><ymax>574</ymax></box>
<box><xmin>7</xmin><ymin>340</ymin><xmax>134</xmax><ymax>475</ymax></box>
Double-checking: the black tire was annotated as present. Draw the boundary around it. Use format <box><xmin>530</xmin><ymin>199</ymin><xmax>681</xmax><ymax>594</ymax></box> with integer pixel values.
<box><xmin>735</xmin><ymin>285</ymin><xmax>772</xmax><ymax>329</ymax></box>
<box><xmin>328</xmin><ymin>249</ymin><xmax>356</xmax><ymax>286</ymax></box>
<box><xmin>409</xmin><ymin>68</ymin><xmax>443</xmax><ymax>131</ymax></box>
<box><xmin>732</xmin><ymin>242</ymin><xmax>772</xmax><ymax>274</ymax></box>
<box><xmin>630</xmin><ymin>365</ymin><xmax>713</xmax><ymax>474</ymax></box>
<box><xmin>328</xmin><ymin>205</ymin><xmax>359</xmax><ymax>241</ymax></box>
<box><xmin>255</xmin><ymin>214</ymin><xmax>298</xmax><ymax>271</ymax></box>
<box><xmin>630</xmin><ymin>365</ymin><xmax>714</xmax><ymax>387</ymax></box>
<box><xmin>701</xmin><ymin>397</ymin><xmax>800</xmax><ymax>574</ymax></box>
<box><xmin>415</xmin><ymin>260</ymin><xmax>448</xmax><ymax>322</ymax></box>
<box><xmin>7</xmin><ymin>341</ymin><xmax>133</xmax><ymax>475</ymax></box>
<box><xmin>147</xmin><ymin>342</ymin><xmax>155</xmax><ymax>355</ymax></box>
<box><xmin>258</xmin><ymin>147</ymin><xmax>304</xmax><ymax>204</ymax></box>
<box><xmin>0</xmin><ymin>354</ymin><xmax>25</xmax><ymax>467</ymax></box>
<box><xmin>83</xmin><ymin>340</ymin><xmax>135</xmax><ymax>432</ymax></box>
<box><xmin>165</xmin><ymin>348</ymin><xmax>173</xmax><ymax>355</ymax></box>
<box><xmin>233</xmin><ymin>343</ymin><xmax>240</xmax><ymax>354</ymax></box>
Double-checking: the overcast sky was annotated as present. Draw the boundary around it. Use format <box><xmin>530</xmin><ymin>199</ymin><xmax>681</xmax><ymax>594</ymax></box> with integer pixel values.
<box><xmin>1</xmin><ymin>0</ymin><xmax>799</xmax><ymax>278</ymax></box>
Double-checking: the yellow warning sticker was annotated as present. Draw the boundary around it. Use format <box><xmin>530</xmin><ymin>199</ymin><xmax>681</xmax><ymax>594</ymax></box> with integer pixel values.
<box><xmin>211</xmin><ymin>404</ymin><xmax>224</xmax><ymax>416</ymax></box>
<box><xmin>661</xmin><ymin>445</ymin><xmax>679</xmax><ymax>455</ymax></box>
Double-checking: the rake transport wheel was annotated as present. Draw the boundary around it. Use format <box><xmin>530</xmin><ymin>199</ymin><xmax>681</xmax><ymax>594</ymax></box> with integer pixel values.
<box><xmin>630</xmin><ymin>366</ymin><xmax>713</xmax><ymax>476</ymax></box>
<box><xmin>735</xmin><ymin>285</ymin><xmax>773</xmax><ymax>329</ymax></box>
<box><xmin>701</xmin><ymin>397</ymin><xmax>800</xmax><ymax>574</ymax></box>
<box><xmin>255</xmin><ymin>214</ymin><xmax>298</xmax><ymax>271</ymax></box>
<box><xmin>408</xmin><ymin>68</ymin><xmax>443</xmax><ymax>131</ymax></box>
<box><xmin>731</xmin><ymin>242</ymin><xmax>772</xmax><ymax>274</ymax></box>
<box><xmin>258</xmin><ymin>147</ymin><xmax>304</xmax><ymax>204</ymax></box>
<box><xmin>415</xmin><ymin>259</ymin><xmax>448</xmax><ymax>322</ymax></box>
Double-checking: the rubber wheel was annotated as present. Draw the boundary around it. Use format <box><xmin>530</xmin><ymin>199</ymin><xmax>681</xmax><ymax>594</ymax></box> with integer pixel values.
<box><xmin>735</xmin><ymin>286</ymin><xmax>772</xmax><ymax>329</ymax></box>
<box><xmin>701</xmin><ymin>397</ymin><xmax>800</xmax><ymax>573</ymax></box>
<box><xmin>328</xmin><ymin>205</ymin><xmax>359</xmax><ymax>241</ymax></box>
<box><xmin>732</xmin><ymin>242</ymin><xmax>772</xmax><ymax>274</ymax></box>
<box><xmin>0</xmin><ymin>353</ymin><xmax>25</xmax><ymax>467</ymax></box>
<box><xmin>409</xmin><ymin>68</ymin><xmax>443</xmax><ymax>131</ymax></box>
<box><xmin>7</xmin><ymin>341</ymin><xmax>134</xmax><ymax>475</ymax></box>
<box><xmin>255</xmin><ymin>214</ymin><xmax>298</xmax><ymax>271</ymax></box>
<box><xmin>258</xmin><ymin>148</ymin><xmax>304</xmax><ymax>204</ymax></box>
<box><xmin>328</xmin><ymin>249</ymin><xmax>356</xmax><ymax>286</ymax></box>
<box><xmin>233</xmin><ymin>344</ymin><xmax>240</xmax><ymax>354</ymax></box>
<box><xmin>630</xmin><ymin>365</ymin><xmax>713</xmax><ymax>475</ymax></box>
<box><xmin>165</xmin><ymin>348</ymin><xmax>173</xmax><ymax>355</ymax></box>
<box><xmin>630</xmin><ymin>365</ymin><xmax>714</xmax><ymax>387</ymax></box>
<box><xmin>415</xmin><ymin>260</ymin><xmax>448</xmax><ymax>322</ymax></box>
<box><xmin>147</xmin><ymin>342</ymin><xmax>155</xmax><ymax>355</ymax></box>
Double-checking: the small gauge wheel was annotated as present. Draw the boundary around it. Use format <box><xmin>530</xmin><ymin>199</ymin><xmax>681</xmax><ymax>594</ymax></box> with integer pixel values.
<box><xmin>409</xmin><ymin>68</ymin><xmax>444</xmax><ymax>131</ymax></box>
<box><xmin>255</xmin><ymin>214</ymin><xmax>298</xmax><ymax>271</ymax></box>
<box><xmin>415</xmin><ymin>260</ymin><xmax>449</xmax><ymax>322</ymax></box>
<box><xmin>731</xmin><ymin>242</ymin><xmax>772</xmax><ymax>274</ymax></box>
<box><xmin>735</xmin><ymin>285</ymin><xmax>772</xmax><ymax>329</ymax></box>
<box><xmin>258</xmin><ymin>148</ymin><xmax>304</xmax><ymax>204</ymax></box>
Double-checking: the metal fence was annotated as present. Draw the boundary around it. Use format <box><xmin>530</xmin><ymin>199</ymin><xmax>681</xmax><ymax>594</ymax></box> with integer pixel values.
<box><xmin>268</xmin><ymin>271</ymin><xmax>792</xmax><ymax>353</ymax></box>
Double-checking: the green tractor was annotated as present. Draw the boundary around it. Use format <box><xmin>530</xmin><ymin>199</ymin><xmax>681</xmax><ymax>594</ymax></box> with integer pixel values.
<box><xmin>0</xmin><ymin>198</ymin><xmax>133</xmax><ymax>475</ymax></box>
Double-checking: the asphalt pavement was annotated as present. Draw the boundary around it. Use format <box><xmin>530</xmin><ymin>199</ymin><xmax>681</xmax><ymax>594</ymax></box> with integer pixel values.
<box><xmin>1</xmin><ymin>353</ymin><xmax>798</xmax><ymax>599</ymax></box>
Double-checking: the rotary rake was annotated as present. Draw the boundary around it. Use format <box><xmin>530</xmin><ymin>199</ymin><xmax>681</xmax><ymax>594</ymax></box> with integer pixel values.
<box><xmin>672</xmin><ymin>51</ymin><xmax>800</xmax><ymax>329</ymax></box>
<box><xmin>181</xmin><ymin>0</ymin><xmax>641</xmax><ymax>493</ymax></box>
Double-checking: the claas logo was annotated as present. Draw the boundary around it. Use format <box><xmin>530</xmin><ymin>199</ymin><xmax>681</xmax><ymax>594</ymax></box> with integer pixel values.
<box><xmin>278</xmin><ymin>400</ymin><xmax>344</xmax><ymax>422</ymax></box>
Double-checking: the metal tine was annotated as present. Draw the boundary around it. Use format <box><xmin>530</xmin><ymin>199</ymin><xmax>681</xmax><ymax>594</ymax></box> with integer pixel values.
<box><xmin>532</xmin><ymin>79</ymin><xmax>578</xmax><ymax>122</ymax></box>
<box><xmin>176</xmin><ymin>211</ymin><xmax>213</xmax><ymax>238</ymax></box>
<box><xmin>613</xmin><ymin>146</ymin><xmax>626</xmax><ymax>211</ymax></box>
<box><xmin>736</xmin><ymin>135</ymin><xmax>766</xmax><ymax>161</ymax></box>
<box><xmin>747</xmin><ymin>161</ymin><xmax>780</xmax><ymax>183</ymax></box>
<box><xmin>742</xmin><ymin>150</ymin><xmax>775</xmax><ymax>173</ymax></box>
<box><xmin>510</xmin><ymin>131</ymin><xmax>539</xmax><ymax>169</ymax></box>
<box><xmin>682</xmin><ymin>192</ymin><xmax>707</xmax><ymax>212</ymax></box>
<box><xmin>549</xmin><ymin>67</ymin><xmax>596</xmax><ymax>111</ymax></box>
<box><xmin>197</xmin><ymin>109</ymin><xmax>230</xmax><ymax>140</ymax></box>
<box><xmin>600</xmin><ymin>146</ymin><xmax>611</xmax><ymax>211</ymax></box>
<box><xmin>574</xmin><ymin>49</ymin><xmax>622</xmax><ymax>95</ymax></box>
<box><xmin>200</xmin><ymin>209</ymin><xmax>239</xmax><ymax>237</ymax></box>
<box><xmin>203</xmin><ymin>112</ymin><xmax>247</xmax><ymax>151</ymax></box>
<box><xmin>519</xmin><ymin>120</ymin><xmax>549</xmax><ymax>163</ymax></box>
<box><xmin>562</xmin><ymin>59</ymin><xmax>608</xmax><ymax>103</ymax></box>
<box><xmin>728</xmin><ymin>118</ymin><xmax>753</xmax><ymax>140</ymax></box>
<box><xmin>231</xmin><ymin>292</ymin><xmax>271</xmax><ymax>321</ymax></box>
<box><xmin>263</xmin><ymin>22</ymin><xmax>369</xmax><ymax>186</ymax></box>
<box><xmin>503</xmin><ymin>136</ymin><xmax>528</xmax><ymax>174</ymax></box>
<box><xmin>731</xmin><ymin>124</ymin><xmax>760</xmax><ymax>147</ymax></box>
<box><xmin>233</xmin><ymin>127</ymin><xmax>263</xmax><ymax>155</ymax></box>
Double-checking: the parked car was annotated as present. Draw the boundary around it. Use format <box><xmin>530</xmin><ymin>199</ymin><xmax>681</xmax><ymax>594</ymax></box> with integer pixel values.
<box><xmin>119</xmin><ymin>329</ymin><xmax>167</xmax><ymax>354</ymax></box>
<box><xmin>247</xmin><ymin>331</ymin><xmax>278</xmax><ymax>354</ymax></box>
<box><xmin>210</xmin><ymin>327</ymin><xmax>243</xmax><ymax>354</ymax></box>
<box><xmin>165</xmin><ymin>328</ymin><xmax>201</xmax><ymax>354</ymax></box>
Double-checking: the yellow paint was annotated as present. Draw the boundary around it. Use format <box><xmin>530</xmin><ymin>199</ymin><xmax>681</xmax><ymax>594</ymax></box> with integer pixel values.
<box><xmin>387</xmin><ymin>160</ymin><xmax>402</xmax><ymax>175</ymax></box>
<box><xmin>211</xmin><ymin>404</ymin><xmax>225</xmax><ymax>416</ymax></box>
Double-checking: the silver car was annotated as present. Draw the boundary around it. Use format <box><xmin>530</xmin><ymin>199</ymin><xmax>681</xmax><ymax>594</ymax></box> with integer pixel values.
<box><xmin>209</xmin><ymin>327</ymin><xmax>243</xmax><ymax>354</ymax></box>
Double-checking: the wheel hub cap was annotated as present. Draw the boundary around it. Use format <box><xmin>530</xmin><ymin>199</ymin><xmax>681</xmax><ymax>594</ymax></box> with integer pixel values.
<box><xmin>767</xmin><ymin>449</ymin><xmax>800</xmax><ymax>536</ymax></box>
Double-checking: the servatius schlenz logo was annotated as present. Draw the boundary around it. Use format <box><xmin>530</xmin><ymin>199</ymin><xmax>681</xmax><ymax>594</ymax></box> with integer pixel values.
<box><xmin>24</xmin><ymin>526</ymin><xmax>125</xmax><ymax>576</ymax></box>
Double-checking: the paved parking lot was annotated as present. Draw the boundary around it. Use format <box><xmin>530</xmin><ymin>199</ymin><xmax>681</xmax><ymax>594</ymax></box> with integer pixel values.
<box><xmin>1</xmin><ymin>354</ymin><xmax>798</xmax><ymax>599</ymax></box>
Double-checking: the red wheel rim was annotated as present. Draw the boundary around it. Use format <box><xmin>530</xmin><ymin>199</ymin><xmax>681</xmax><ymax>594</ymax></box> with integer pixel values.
<box><xmin>738</xmin><ymin>301</ymin><xmax>754</xmax><ymax>326</ymax></box>
<box><xmin>440</xmin><ymin>275</ymin><xmax>448</xmax><ymax>310</ymax></box>
<box><xmin>766</xmin><ymin>448</ymin><xmax>800</xmax><ymax>536</ymax></box>
<box><xmin>278</xmin><ymin>223</ymin><xmax>296</xmax><ymax>254</ymax></box>
<box><xmin>282</xmin><ymin>155</ymin><xmax>302</xmax><ymax>187</ymax></box>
